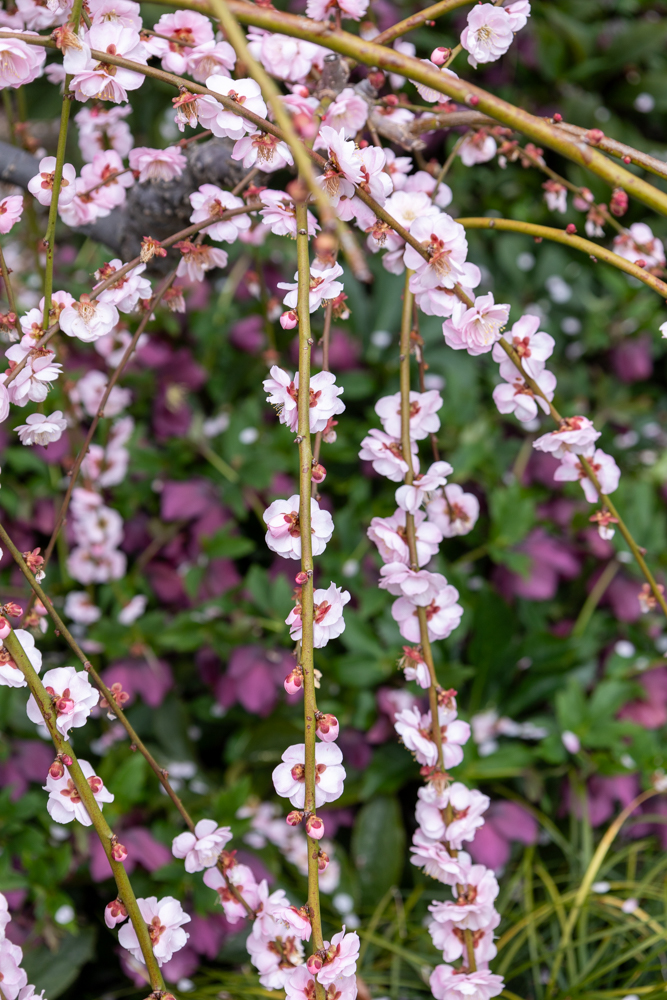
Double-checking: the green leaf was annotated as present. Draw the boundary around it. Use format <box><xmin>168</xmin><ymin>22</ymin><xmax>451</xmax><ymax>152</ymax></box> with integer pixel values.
<box><xmin>489</xmin><ymin>482</ymin><xmax>535</xmax><ymax>548</ymax></box>
<box><xmin>351</xmin><ymin>795</ymin><xmax>405</xmax><ymax>906</ymax></box>
<box><xmin>22</xmin><ymin>928</ymin><xmax>96</xmax><ymax>999</ymax></box>
<box><xmin>205</xmin><ymin>526</ymin><xmax>255</xmax><ymax>559</ymax></box>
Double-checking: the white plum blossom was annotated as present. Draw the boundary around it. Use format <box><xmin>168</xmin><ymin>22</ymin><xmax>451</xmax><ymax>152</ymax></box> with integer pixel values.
<box><xmin>375</xmin><ymin>389</ymin><xmax>443</xmax><ymax>441</ymax></box>
<box><xmin>426</xmin><ymin>485</ymin><xmax>480</xmax><ymax>538</ymax></box>
<box><xmin>555</xmin><ymin>448</ymin><xmax>621</xmax><ymax>502</ymax></box>
<box><xmin>0</xmin><ymin>937</ymin><xmax>27</xmax><ymax>1000</ymax></box>
<box><xmin>429</xmin><ymin>865</ymin><xmax>500</xmax><ymax>930</ymax></box>
<box><xmin>504</xmin><ymin>0</ymin><xmax>531</xmax><ymax>31</ymax></box>
<box><xmin>395</xmin><ymin>461</ymin><xmax>453</xmax><ymax>513</ymax></box>
<box><xmin>532</xmin><ymin>416</ymin><xmax>600</xmax><ymax>458</ymax></box>
<box><xmin>15</xmin><ymin>410</ymin><xmax>67</xmax><ymax>446</ymax></box>
<box><xmin>613</xmin><ymin>222</ymin><xmax>665</xmax><ymax>269</ymax></box>
<box><xmin>272</xmin><ymin>742</ymin><xmax>346</xmax><ymax>808</ymax></box>
<box><xmin>392</xmin><ymin>582</ymin><xmax>464</xmax><ymax>643</ymax></box>
<box><xmin>198</xmin><ymin>76</ymin><xmax>267</xmax><ymax>139</ymax></box>
<box><xmin>26</xmin><ymin>665</ymin><xmax>99</xmax><ymax>736</ymax></box>
<box><xmin>264</xmin><ymin>496</ymin><xmax>334</xmax><ymax>559</ymax></box>
<box><xmin>4</xmin><ymin>346</ymin><xmax>63</xmax><ymax>406</ymax></box>
<box><xmin>189</xmin><ymin>185</ymin><xmax>252</xmax><ymax>242</ymax></box>
<box><xmin>359</xmin><ymin>429</ymin><xmax>420</xmax><ymax>482</ymax></box>
<box><xmin>60</xmin><ymin>297</ymin><xmax>119</xmax><ymax>343</ymax></box>
<box><xmin>128</xmin><ymin>145</ymin><xmax>186</xmax><ymax>182</ymax></box>
<box><xmin>368</xmin><ymin>509</ymin><xmax>443</xmax><ymax>567</ymax></box>
<box><xmin>444</xmin><ymin>293</ymin><xmax>511</xmax><ymax>355</ymax></box>
<box><xmin>279</xmin><ymin>262</ymin><xmax>345</xmax><ymax>313</ymax></box>
<box><xmin>64</xmin><ymin>591</ymin><xmax>102</xmax><ymax>624</ymax></box>
<box><xmin>492</xmin><ymin>313</ymin><xmax>555</xmax><ymax>378</ymax></box>
<box><xmin>263</xmin><ymin>366</ymin><xmax>345</xmax><ymax>434</ymax></box>
<box><xmin>379</xmin><ymin>564</ymin><xmax>448</xmax><ymax>607</ymax></box>
<box><xmin>118</xmin><ymin>896</ymin><xmax>191</xmax><ymax>966</ymax></box>
<box><xmin>95</xmin><ymin>261</ymin><xmax>151</xmax><ymax>314</ymax></box>
<box><xmin>286</xmin><ymin>967</ymin><xmax>356</xmax><ymax>1000</ymax></box>
<box><xmin>404</xmin><ymin>215</ymin><xmax>471</xmax><ymax>292</ymax></box>
<box><xmin>27</xmin><ymin>157</ymin><xmax>77</xmax><ymax>207</ymax></box>
<box><xmin>0</xmin><ymin>629</ymin><xmax>42</xmax><ymax>688</ymax></box>
<box><xmin>416</xmin><ymin>782</ymin><xmax>490</xmax><ymax>849</ymax></box>
<box><xmin>64</xmin><ymin>22</ymin><xmax>148</xmax><ymax>103</ymax></box>
<box><xmin>287</xmin><ymin>583</ymin><xmax>350</xmax><ymax>648</ymax></box>
<box><xmin>172</xmin><ymin>819</ymin><xmax>232</xmax><ymax>872</ymax></box>
<box><xmin>430</xmin><ymin>965</ymin><xmax>504</xmax><ymax>1000</ymax></box>
<box><xmin>394</xmin><ymin>705</ymin><xmax>470</xmax><ymax>768</ymax></box>
<box><xmin>204</xmin><ymin>862</ymin><xmax>261</xmax><ymax>923</ymax></box>
<box><xmin>493</xmin><ymin>366</ymin><xmax>557</xmax><ymax>423</ymax></box>
<box><xmin>232</xmin><ymin>132</ymin><xmax>294</xmax><ymax>172</ymax></box>
<box><xmin>321</xmin><ymin>86</ymin><xmax>368</xmax><ymax>136</ymax></box>
<box><xmin>44</xmin><ymin>758</ymin><xmax>113</xmax><ymax>825</ymax></box>
<box><xmin>460</xmin><ymin>3</ymin><xmax>514</xmax><ymax>67</ymax></box>
<box><xmin>459</xmin><ymin>130</ymin><xmax>498</xmax><ymax>166</ymax></box>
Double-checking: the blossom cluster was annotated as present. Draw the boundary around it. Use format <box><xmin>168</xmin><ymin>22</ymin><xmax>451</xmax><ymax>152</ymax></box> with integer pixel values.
<box><xmin>0</xmin><ymin>893</ymin><xmax>45</xmax><ymax>1000</ymax></box>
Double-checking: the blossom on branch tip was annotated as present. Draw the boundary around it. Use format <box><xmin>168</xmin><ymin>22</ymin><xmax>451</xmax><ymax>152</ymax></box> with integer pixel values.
<box><xmin>118</xmin><ymin>895</ymin><xmax>191</xmax><ymax>966</ymax></box>
<box><xmin>15</xmin><ymin>410</ymin><xmax>67</xmax><ymax>446</ymax></box>
<box><xmin>172</xmin><ymin>819</ymin><xmax>232</xmax><ymax>872</ymax></box>
<box><xmin>460</xmin><ymin>3</ymin><xmax>514</xmax><ymax>68</ymax></box>
<box><xmin>287</xmin><ymin>582</ymin><xmax>350</xmax><ymax>647</ymax></box>
<box><xmin>43</xmin><ymin>758</ymin><xmax>113</xmax><ymax>825</ymax></box>
<box><xmin>27</xmin><ymin>665</ymin><xmax>99</xmax><ymax>735</ymax></box>
<box><xmin>175</xmin><ymin>242</ymin><xmax>228</xmax><ymax>282</ymax></box>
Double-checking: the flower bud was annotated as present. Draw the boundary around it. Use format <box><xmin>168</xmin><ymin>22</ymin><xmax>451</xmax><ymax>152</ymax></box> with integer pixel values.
<box><xmin>295</xmin><ymin>571</ymin><xmax>308</xmax><ymax>584</ymax></box>
<box><xmin>317</xmin><ymin>849</ymin><xmax>330</xmax><ymax>872</ymax></box>
<box><xmin>61</xmin><ymin>754</ymin><xmax>73</xmax><ymax>766</ymax></box>
<box><xmin>586</xmin><ymin>128</ymin><xmax>604</xmax><ymax>145</ymax></box>
<box><xmin>284</xmin><ymin>667</ymin><xmax>303</xmax><ymax>695</ymax></box>
<box><xmin>431</xmin><ymin>46</ymin><xmax>451</xmax><ymax>65</ymax></box>
<box><xmin>311</xmin><ymin>463</ymin><xmax>326</xmax><ymax>484</ymax></box>
<box><xmin>610</xmin><ymin>188</ymin><xmax>628</xmax><ymax>217</ymax></box>
<box><xmin>306</xmin><ymin>814</ymin><xmax>325</xmax><ymax>840</ymax></box>
<box><xmin>306</xmin><ymin>953</ymin><xmax>323</xmax><ymax>974</ymax></box>
<box><xmin>105</xmin><ymin>898</ymin><xmax>128</xmax><ymax>928</ymax></box>
<box><xmin>368</xmin><ymin>70</ymin><xmax>385</xmax><ymax>89</ymax></box>
<box><xmin>565</xmin><ymin>223</ymin><xmax>577</xmax><ymax>234</ymax></box>
<box><xmin>315</xmin><ymin>713</ymin><xmax>339</xmax><ymax>742</ymax></box>
<box><xmin>3</xmin><ymin>602</ymin><xmax>22</xmax><ymax>618</ymax></box>
<box><xmin>0</xmin><ymin>617</ymin><xmax>11</xmax><ymax>639</ymax></box>
<box><xmin>49</xmin><ymin>759</ymin><xmax>65</xmax><ymax>780</ymax></box>
<box><xmin>286</xmin><ymin>810</ymin><xmax>304</xmax><ymax>826</ymax></box>
<box><xmin>280</xmin><ymin>310</ymin><xmax>298</xmax><ymax>330</ymax></box>
<box><xmin>111</xmin><ymin>840</ymin><xmax>128</xmax><ymax>862</ymax></box>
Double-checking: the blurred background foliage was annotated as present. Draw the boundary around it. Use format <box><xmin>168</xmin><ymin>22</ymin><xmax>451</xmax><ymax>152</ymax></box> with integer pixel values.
<box><xmin>3</xmin><ymin>0</ymin><xmax>667</xmax><ymax>998</ymax></box>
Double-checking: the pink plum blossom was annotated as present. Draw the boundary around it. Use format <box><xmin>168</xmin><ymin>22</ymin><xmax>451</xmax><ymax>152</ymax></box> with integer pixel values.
<box><xmin>88</xmin><ymin>0</ymin><xmax>141</xmax><ymax>28</ymax></box>
<box><xmin>198</xmin><ymin>76</ymin><xmax>267</xmax><ymax>140</ymax></box>
<box><xmin>75</xmin><ymin>105</ymin><xmax>133</xmax><ymax>162</ymax></box>
<box><xmin>306</xmin><ymin>0</ymin><xmax>368</xmax><ymax>19</ymax></box>
<box><xmin>95</xmin><ymin>261</ymin><xmax>151</xmax><ymax>314</ymax></box>
<box><xmin>3</xmin><ymin>346</ymin><xmax>62</xmax><ymax>406</ymax></box>
<box><xmin>204</xmin><ymin>863</ymin><xmax>260</xmax><ymax>923</ymax></box>
<box><xmin>392</xmin><ymin>583</ymin><xmax>464</xmax><ymax>643</ymax></box>
<box><xmin>27</xmin><ymin>157</ymin><xmax>76</xmax><ymax>207</ymax></box>
<box><xmin>430</xmin><ymin>915</ymin><xmax>499</xmax><ymax>964</ymax></box>
<box><xmin>118</xmin><ymin>896</ymin><xmax>191</xmax><ymax>966</ymax></box>
<box><xmin>69</xmin><ymin>369</ymin><xmax>131</xmax><ymax>418</ymax></box>
<box><xmin>287</xmin><ymin>582</ymin><xmax>350</xmax><ymax>647</ymax></box>
<box><xmin>64</xmin><ymin>23</ymin><xmax>148</xmax><ymax>103</ymax></box>
<box><xmin>172</xmin><ymin>819</ymin><xmax>232</xmax><ymax>872</ymax></box>
<box><xmin>142</xmin><ymin>9</ymin><xmax>213</xmax><ymax>74</ymax></box>
<box><xmin>317</xmin><ymin>126</ymin><xmax>362</xmax><ymax>202</ymax></box>
<box><xmin>415</xmin><ymin>781</ymin><xmax>489</xmax><ymax>847</ymax></box>
<box><xmin>176</xmin><ymin>243</ymin><xmax>228</xmax><ymax>282</ymax></box>
<box><xmin>105</xmin><ymin>899</ymin><xmax>128</xmax><ymax>929</ymax></box>
<box><xmin>247</xmin><ymin>29</ymin><xmax>324</xmax><ymax>83</ymax></box>
<box><xmin>554</xmin><ymin>448</ymin><xmax>621</xmax><ymax>502</ymax></box>
<box><xmin>188</xmin><ymin>185</ymin><xmax>251</xmax><ymax>242</ymax></box>
<box><xmin>493</xmin><ymin>368</ymin><xmax>557</xmax><ymax>423</ymax></box>
<box><xmin>44</xmin><ymin>758</ymin><xmax>113</xmax><ymax>825</ymax></box>
<box><xmin>316</xmin><ymin>927</ymin><xmax>360</xmax><ymax>985</ymax></box>
<box><xmin>428</xmin><ymin>865</ymin><xmax>499</xmax><ymax>930</ymax></box>
<box><xmin>358</xmin><ymin>429</ymin><xmax>420</xmax><ymax>482</ymax></box>
<box><xmin>430</xmin><ymin>965</ymin><xmax>504</xmax><ymax>1000</ymax></box>
<box><xmin>395</xmin><ymin>461</ymin><xmax>453</xmax><ymax>513</ymax></box>
<box><xmin>543</xmin><ymin>180</ymin><xmax>567</xmax><ymax>213</ymax></box>
<box><xmin>272</xmin><ymin>742</ymin><xmax>346</xmax><ymax>808</ymax></box>
<box><xmin>264</xmin><ymin>495</ymin><xmax>334</xmax><ymax>559</ymax></box>
<box><xmin>412</xmin><ymin>60</ymin><xmax>458</xmax><ymax>103</ymax></box>
<box><xmin>404</xmin><ymin>215</ymin><xmax>470</xmax><ymax>291</ymax></box>
<box><xmin>118</xmin><ymin>595</ymin><xmax>147</xmax><ymax>625</ymax></box>
<box><xmin>15</xmin><ymin>411</ymin><xmax>67</xmax><ymax>446</ymax></box>
<box><xmin>0</xmin><ymin>195</ymin><xmax>23</xmax><ymax>233</ymax></box>
<box><xmin>0</xmin><ymin>29</ymin><xmax>46</xmax><ymax>87</ymax></box>
<box><xmin>128</xmin><ymin>145</ymin><xmax>186</xmax><ymax>182</ymax></box>
<box><xmin>460</xmin><ymin>4</ymin><xmax>514</xmax><ymax>67</ymax></box>
<box><xmin>411</xmin><ymin>829</ymin><xmax>471</xmax><ymax>883</ymax></box>
<box><xmin>286</xmin><ymin>966</ymin><xmax>356</xmax><ymax>1000</ymax></box>
<box><xmin>232</xmin><ymin>132</ymin><xmax>293</xmax><ymax>172</ymax></box>
<box><xmin>375</xmin><ymin>389</ymin><xmax>442</xmax><ymax>441</ymax></box>
<box><xmin>459</xmin><ymin>130</ymin><xmax>498</xmax><ymax>166</ymax></box>
<box><xmin>394</xmin><ymin>705</ymin><xmax>470</xmax><ymax>767</ymax></box>
<box><xmin>260</xmin><ymin>189</ymin><xmax>318</xmax><ymax>237</ymax></box>
<box><xmin>426</xmin><ymin>485</ymin><xmax>480</xmax><ymax>537</ymax></box>
<box><xmin>613</xmin><ymin>222</ymin><xmax>665</xmax><ymax>269</ymax></box>
<box><xmin>379</xmin><ymin>564</ymin><xmax>448</xmax><ymax>607</ymax></box>
<box><xmin>27</xmin><ymin>665</ymin><xmax>99</xmax><ymax>736</ymax></box>
<box><xmin>492</xmin><ymin>313</ymin><xmax>554</xmax><ymax>378</ymax></box>
<box><xmin>368</xmin><ymin>509</ymin><xmax>443</xmax><ymax>567</ymax></box>
<box><xmin>0</xmin><ymin>629</ymin><xmax>42</xmax><ymax>688</ymax></box>
<box><xmin>504</xmin><ymin>0</ymin><xmax>531</xmax><ymax>31</ymax></box>
<box><xmin>263</xmin><ymin>367</ymin><xmax>345</xmax><ymax>434</ymax></box>
<box><xmin>321</xmin><ymin>87</ymin><xmax>368</xmax><ymax>136</ymax></box>
<box><xmin>64</xmin><ymin>591</ymin><xmax>102</xmax><ymax>625</ymax></box>
<box><xmin>186</xmin><ymin>39</ymin><xmax>236</xmax><ymax>82</ymax></box>
<box><xmin>0</xmin><ymin>938</ymin><xmax>27</xmax><ymax>1000</ymax></box>
<box><xmin>444</xmin><ymin>293</ymin><xmax>511</xmax><ymax>355</ymax></box>
<box><xmin>279</xmin><ymin>262</ymin><xmax>345</xmax><ymax>313</ymax></box>
<box><xmin>532</xmin><ymin>416</ymin><xmax>600</xmax><ymax>458</ymax></box>
<box><xmin>77</xmin><ymin>150</ymin><xmax>134</xmax><ymax>215</ymax></box>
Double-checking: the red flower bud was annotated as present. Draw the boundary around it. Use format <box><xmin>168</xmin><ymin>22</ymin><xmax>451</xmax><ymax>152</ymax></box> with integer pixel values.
<box><xmin>306</xmin><ymin>954</ymin><xmax>323</xmax><ymax>974</ymax></box>
<box><xmin>3</xmin><ymin>602</ymin><xmax>22</xmax><ymax>618</ymax></box>
<box><xmin>367</xmin><ymin>71</ymin><xmax>385</xmax><ymax>89</ymax></box>
<box><xmin>586</xmin><ymin>128</ymin><xmax>604</xmax><ymax>145</ymax></box>
<box><xmin>317</xmin><ymin>849</ymin><xmax>330</xmax><ymax>872</ymax></box>
<box><xmin>466</xmin><ymin>94</ymin><xmax>480</xmax><ymax>107</ymax></box>
<box><xmin>553</xmin><ymin>112</ymin><xmax>562</xmax><ymax>122</ymax></box>
<box><xmin>430</xmin><ymin>46</ymin><xmax>450</xmax><ymax>65</ymax></box>
<box><xmin>61</xmin><ymin>754</ymin><xmax>73</xmax><ymax>766</ymax></box>
<box><xmin>315</xmin><ymin>713</ymin><xmax>339</xmax><ymax>743</ymax></box>
<box><xmin>623</xmin><ymin>155</ymin><xmax>632</xmax><ymax>164</ymax></box>
<box><xmin>566</xmin><ymin>223</ymin><xmax>577</xmax><ymax>234</ymax></box>
<box><xmin>306</xmin><ymin>815</ymin><xmax>325</xmax><ymax>840</ymax></box>
<box><xmin>610</xmin><ymin>188</ymin><xmax>628</xmax><ymax>217</ymax></box>
<box><xmin>311</xmin><ymin>463</ymin><xmax>326</xmax><ymax>484</ymax></box>
<box><xmin>284</xmin><ymin>668</ymin><xmax>303</xmax><ymax>695</ymax></box>
<box><xmin>111</xmin><ymin>841</ymin><xmax>128</xmax><ymax>862</ymax></box>
<box><xmin>636</xmin><ymin>258</ymin><xmax>646</xmax><ymax>268</ymax></box>
<box><xmin>295</xmin><ymin>571</ymin><xmax>308</xmax><ymax>584</ymax></box>
<box><xmin>286</xmin><ymin>810</ymin><xmax>304</xmax><ymax>826</ymax></box>
<box><xmin>49</xmin><ymin>759</ymin><xmax>65</xmax><ymax>780</ymax></box>
<box><xmin>280</xmin><ymin>310</ymin><xmax>298</xmax><ymax>330</ymax></box>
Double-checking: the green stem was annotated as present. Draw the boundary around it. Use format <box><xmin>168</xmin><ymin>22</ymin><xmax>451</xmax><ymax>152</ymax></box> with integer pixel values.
<box><xmin>0</xmin><ymin>243</ymin><xmax>21</xmax><ymax>337</ymax></box>
<box><xmin>457</xmin><ymin>217</ymin><xmax>667</xmax><ymax>299</ymax></box>
<box><xmin>373</xmin><ymin>0</ymin><xmax>472</xmax><ymax>45</ymax></box>
<box><xmin>572</xmin><ymin>559</ymin><xmax>621</xmax><ymax>636</ymax></box>
<box><xmin>295</xmin><ymin>199</ymin><xmax>324</xmax><ymax>956</ymax></box>
<box><xmin>41</xmin><ymin>79</ymin><xmax>73</xmax><ymax>327</ymax></box>
<box><xmin>3</xmin><ymin>628</ymin><xmax>164</xmax><ymax>991</ymax></box>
